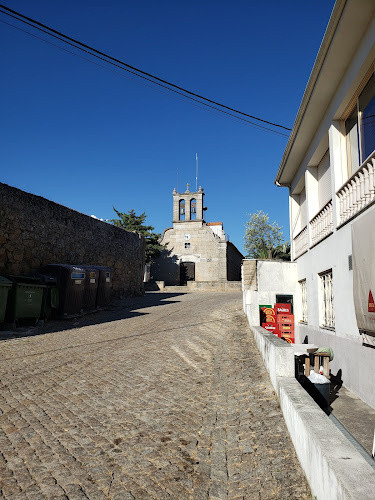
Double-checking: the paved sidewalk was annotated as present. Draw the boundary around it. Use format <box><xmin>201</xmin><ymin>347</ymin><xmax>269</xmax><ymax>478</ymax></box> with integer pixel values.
<box><xmin>330</xmin><ymin>386</ymin><xmax>375</xmax><ymax>457</ymax></box>
<box><xmin>0</xmin><ymin>292</ymin><xmax>310</xmax><ymax>499</ymax></box>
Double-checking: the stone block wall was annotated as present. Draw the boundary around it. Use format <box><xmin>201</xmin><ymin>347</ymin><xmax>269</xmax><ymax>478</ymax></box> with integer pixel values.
<box><xmin>241</xmin><ymin>259</ymin><xmax>257</xmax><ymax>290</ymax></box>
<box><xmin>0</xmin><ymin>183</ymin><xmax>145</xmax><ymax>296</ymax></box>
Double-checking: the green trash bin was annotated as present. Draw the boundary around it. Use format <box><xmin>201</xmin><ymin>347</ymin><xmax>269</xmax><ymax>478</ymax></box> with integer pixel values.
<box><xmin>6</xmin><ymin>276</ymin><xmax>46</xmax><ymax>325</ymax></box>
<box><xmin>0</xmin><ymin>276</ymin><xmax>13</xmax><ymax>324</ymax></box>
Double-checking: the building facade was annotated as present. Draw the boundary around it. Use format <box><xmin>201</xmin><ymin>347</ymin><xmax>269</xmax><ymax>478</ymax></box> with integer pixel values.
<box><xmin>151</xmin><ymin>185</ymin><xmax>243</xmax><ymax>285</ymax></box>
<box><xmin>275</xmin><ymin>0</ymin><xmax>375</xmax><ymax>408</ymax></box>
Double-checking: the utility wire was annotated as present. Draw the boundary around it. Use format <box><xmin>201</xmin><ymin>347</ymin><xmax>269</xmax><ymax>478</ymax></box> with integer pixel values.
<box><xmin>0</xmin><ymin>19</ymin><xmax>288</xmax><ymax>137</ymax></box>
<box><xmin>0</xmin><ymin>17</ymin><xmax>288</xmax><ymax>137</ymax></box>
<box><xmin>0</xmin><ymin>4</ymin><xmax>291</xmax><ymax>134</ymax></box>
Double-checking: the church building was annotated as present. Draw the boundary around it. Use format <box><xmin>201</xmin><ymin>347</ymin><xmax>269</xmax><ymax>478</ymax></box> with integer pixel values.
<box><xmin>151</xmin><ymin>185</ymin><xmax>243</xmax><ymax>286</ymax></box>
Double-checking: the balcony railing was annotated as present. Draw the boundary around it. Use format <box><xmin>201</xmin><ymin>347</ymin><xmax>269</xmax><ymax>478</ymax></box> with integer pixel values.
<box><xmin>337</xmin><ymin>152</ymin><xmax>375</xmax><ymax>225</ymax></box>
<box><xmin>293</xmin><ymin>226</ymin><xmax>308</xmax><ymax>259</ymax></box>
<box><xmin>310</xmin><ymin>199</ymin><xmax>333</xmax><ymax>247</ymax></box>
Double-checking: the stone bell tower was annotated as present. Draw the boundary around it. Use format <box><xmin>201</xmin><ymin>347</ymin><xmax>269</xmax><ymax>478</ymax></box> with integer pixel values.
<box><xmin>172</xmin><ymin>184</ymin><xmax>205</xmax><ymax>224</ymax></box>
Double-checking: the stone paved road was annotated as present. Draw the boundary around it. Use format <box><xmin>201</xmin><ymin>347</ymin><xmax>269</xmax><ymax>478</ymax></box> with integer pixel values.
<box><xmin>0</xmin><ymin>291</ymin><xmax>310</xmax><ymax>499</ymax></box>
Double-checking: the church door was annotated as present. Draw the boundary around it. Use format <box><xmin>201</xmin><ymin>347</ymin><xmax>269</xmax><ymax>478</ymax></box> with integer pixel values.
<box><xmin>180</xmin><ymin>262</ymin><xmax>195</xmax><ymax>285</ymax></box>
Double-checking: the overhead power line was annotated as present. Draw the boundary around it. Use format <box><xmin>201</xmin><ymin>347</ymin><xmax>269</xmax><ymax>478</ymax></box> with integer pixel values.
<box><xmin>1</xmin><ymin>19</ymin><xmax>290</xmax><ymax>138</ymax></box>
<box><xmin>0</xmin><ymin>4</ymin><xmax>292</xmax><ymax>135</ymax></box>
<box><xmin>0</xmin><ymin>18</ymin><xmax>288</xmax><ymax>137</ymax></box>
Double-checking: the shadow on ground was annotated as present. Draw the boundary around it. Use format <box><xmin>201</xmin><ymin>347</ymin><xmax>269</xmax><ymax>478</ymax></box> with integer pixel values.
<box><xmin>0</xmin><ymin>292</ymin><xmax>186</xmax><ymax>341</ymax></box>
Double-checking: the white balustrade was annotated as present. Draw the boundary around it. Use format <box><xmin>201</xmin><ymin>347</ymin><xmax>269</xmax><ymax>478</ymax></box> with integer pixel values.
<box><xmin>310</xmin><ymin>200</ymin><xmax>333</xmax><ymax>246</ymax></box>
<box><xmin>337</xmin><ymin>153</ymin><xmax>375</xmax><ymax>224</ymax></box>
<box><xmin>293</xmin><ymin>226</ymin><xmax>308</xmax><ymax>260</ymax></box>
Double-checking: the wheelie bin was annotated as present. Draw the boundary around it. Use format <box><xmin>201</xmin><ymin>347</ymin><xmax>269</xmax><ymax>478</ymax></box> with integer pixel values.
<box><xmin>93</xmin><ymin>266</ymin><xmax>113</xmax><ymax>308</ymax></box>
<box><xmin>40</xmin><ymin>264</ymin><xmax>86</xmax><ymax>316</ymax></box>
<box><xmin>6</xmin><ymin>276</ymin><xmax>46</xmax><ymax>326</ymax></box>
<box><xmin>39</xmin><ymin>274</ymin><xmax>59</xmax><ymax>320</ymax></box>
<box><xmin>81</xmin><ymin>266</ymin><xmax>98</xmax><ymax>312</ymax></box>
<box><xmin>0</xmin><ymin>276</ymin><xmax>13</xmax><ymax>325</ymax></box>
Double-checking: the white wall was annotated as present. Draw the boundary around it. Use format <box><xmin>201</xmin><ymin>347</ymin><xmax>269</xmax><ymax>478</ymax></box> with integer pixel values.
<box><xmin>243</xmin><ymin>260</ymin><xmax>297</xmax><ymax>325</ymax></box>
<box><xmin>287</xmin><ymin>19</ymin><xmax>375</xmax><ymax>409</ymax></box>
<box><xmin>294</xmin><ymin>206</ymin><xmax>375</xmax><ymax>408</ymax></box>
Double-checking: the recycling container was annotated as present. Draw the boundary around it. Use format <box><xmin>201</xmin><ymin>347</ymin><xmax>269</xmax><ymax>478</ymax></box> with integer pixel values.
<box><xmin>81</xmin><ymin>266</ymin><xmax>99</xmax><ymax>311</ymax></box>
<box><xmin>0</xmin><ymin>276</ymin><xmax>13</xmax><ymax>324</ymax></box>
<box><xmin>39</xmin><ymin>274</ymin><xmax>59</xmax><ymax>320</ymax></box>
<box><xmin>313</xmin><ymin>380</ymin><xmax>331</xmax><ymax>408</ymax></box>
<box><xmin>40</xmin><ymin>264</ymin><xmax>86</xmax><ymax>316</ymax></box>
<box><xmin>6</xmin><ymin>276</ymin><xmax>46</xmax><ymax>324</ymax></box>
<box><xmin>93</xmin><ymin>266</ymin><xmax>113</xmax><ymax>308</ymax></box>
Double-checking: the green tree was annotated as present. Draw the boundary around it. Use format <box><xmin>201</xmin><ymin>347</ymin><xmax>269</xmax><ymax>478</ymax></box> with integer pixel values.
<box><xmin>111</xmin><ymin>208</ymin><xmax>164</xmax><ymax>263</ymax></box>
<box><xmin>271</xmin><ymin>242</ymin><xmax>291</xmax><ymax>261</ymax></box>
<box><xmin>244</xmin><ymin>210</ymin><xmax>287</xmax><ymax>259</ymax></box>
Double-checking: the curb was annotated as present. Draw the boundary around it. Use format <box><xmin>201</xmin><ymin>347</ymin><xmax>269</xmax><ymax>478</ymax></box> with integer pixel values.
<box><xmin>250</xmin><ymin>325</ymin><xmax>375</xmax><ymax>500</ymax></box>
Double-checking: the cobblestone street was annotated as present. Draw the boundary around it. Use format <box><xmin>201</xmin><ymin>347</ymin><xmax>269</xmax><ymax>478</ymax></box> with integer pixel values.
<box><xmin>0</xmin><ymin>291</ymin><xmax>310</xmax><ymax>499</ymax></box>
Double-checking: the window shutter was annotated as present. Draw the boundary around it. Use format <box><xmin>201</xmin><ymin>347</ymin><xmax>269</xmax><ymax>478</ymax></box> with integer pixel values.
<box><xmin>318</xmin><ymin>152</ymin><xmax>332</xmax><ymax>209</ymax></box>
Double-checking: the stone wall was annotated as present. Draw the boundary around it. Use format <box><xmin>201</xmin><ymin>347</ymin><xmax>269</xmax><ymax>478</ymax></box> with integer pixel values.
<box><xmin>0</xmin><ymin>183</ymin><xmax>145</xmax><ymax>296</ymax></box>
<box><xmin>241</xmin><ymin>259</ymin><xmax>257</xmax><ymax>290</ymax></box>
<box><xmin>152</xmin><ymin>222</ymin><xmax>228</xmax><ymax>285</ymax></box>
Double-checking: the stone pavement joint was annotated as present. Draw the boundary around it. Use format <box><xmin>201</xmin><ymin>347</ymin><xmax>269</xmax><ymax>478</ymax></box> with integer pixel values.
<box><xmin>0</xmin><ymin>292</ymin><xmax>310</xmax><ymax>499</ymax></box>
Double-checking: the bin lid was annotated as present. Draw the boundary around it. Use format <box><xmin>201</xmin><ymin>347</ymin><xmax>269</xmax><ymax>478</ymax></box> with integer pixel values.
<box><xmin>38</xmin><ymin>274</ymin><xmax>58</xmax><ymax>285</ymax></box>
<box><xmin>10</xmin><ymin>276</ymin><xmax>46</xmax><ymax>288</ymax></box>
<box><xmin>42</xmin><ymin>264</ymin><xmax>86</xmax><ymax>271</ymax></box>
<box><xmin>11</xmin><ymin>276</ymin><xmax>42</xmax><ymax>284</ymax></box>
<box><xmin>0</xmin><ymin>276</ymin><xmax>12</xmax><ymax>286</ymax></box>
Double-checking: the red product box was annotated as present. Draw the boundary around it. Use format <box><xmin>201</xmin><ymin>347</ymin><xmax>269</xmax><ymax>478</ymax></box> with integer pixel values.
<box><xmin>281</xmin><ymin>332</ymin><xmax>295</xmax><ymax>343</ymax></box>
<box><xmin>279</xmin><ymin>323</ymin><xmax>294</xmax><ymax>332</ymax></box>
<box><xmin>262</xmin><ymin>323</ymin><xmax>281</xmax><ymax>337</ymax></box>
<box><xmin>277</xmin><ymin>314</ymin><xmax>294</xmax><ymax>325</ymax></box>
<box><xmin>260</xmin><ymin>307</ymin><xmax>276</xmax><ymax>324</ymax></box>
<box><xmin>274</xmin><ymin>303</ymin><xmax>292</xmax><ymax>315</ymax></box>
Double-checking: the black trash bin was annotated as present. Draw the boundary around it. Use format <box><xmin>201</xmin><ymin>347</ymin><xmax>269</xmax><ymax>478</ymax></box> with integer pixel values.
<box><xmin>6</xmin><ymin>276</ymin><xmax>46</xmax><ymax>325</ymax></box>
<box><xmin>40</xmin><ymin>264</ymin><xmax>86</xmax><ymax>316</ymax></box>
<box><xmin>0</xmin><ymin>276</ymin><xmax>13</xmax><ymax>325</ymax></box>
<box><xmin>93</xmin><ymin>266</ymin><xmax>113</xmax><ymax>308</ymax></box>
<box><xmin>38</xmin><ymin>274</ymin><xmax>59</xmax><ymax>320</ymax></box>
<box><xmin>81</xmin><ymin>266</ymin><xmax>99</xmax><ymax>312</ymax></box>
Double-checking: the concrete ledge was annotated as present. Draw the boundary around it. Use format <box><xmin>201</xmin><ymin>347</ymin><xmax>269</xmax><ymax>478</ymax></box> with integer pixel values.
<box><xmin>186</xmin><ymin>281</ymin><xmax>242</xmax><ymax>292</ymax></box>
<box><xmin>251</xmin><ymin>326</ymin><xmax>294</xmax><ymax>388</ymax></box>
<box><xmin>278</xmin><ymin>377</ymin><xmax>375</xmax><ymax>500</ymax></box>
<box><xmin>248</xmin><ymin>325</ymin><xmax>375</xmax><ymax>500</ymax></box>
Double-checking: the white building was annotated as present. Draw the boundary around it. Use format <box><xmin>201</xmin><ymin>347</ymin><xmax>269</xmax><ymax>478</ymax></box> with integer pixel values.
<box><xmin>275</xmin><ymin>0</ymin><xmax>375</xmax><ymax>408</ymax></box>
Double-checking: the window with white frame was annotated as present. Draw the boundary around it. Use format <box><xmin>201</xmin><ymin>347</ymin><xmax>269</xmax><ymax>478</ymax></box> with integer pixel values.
<box><xmin>300</xmin><ymin>279</ymin><xmax>308</xmax><ymax>323</ymax></box>
<box><xmin>345</xmin><ymin>72</ymin><xmax>375</xmax><ymax>176</ymax></box>
<box><xmin>319</xmin><ymin>270</ymin><xmax>335</xmax><ymax>328</ymax></box>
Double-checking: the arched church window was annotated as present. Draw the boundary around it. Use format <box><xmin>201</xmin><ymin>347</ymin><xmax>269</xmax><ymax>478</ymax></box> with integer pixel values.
<box><xmin>179</xmin><ymin>199</ymin><xmax>185</xmax><ymax>221</ymax></box>
<box><xmin>190</xmin><ymin>198</ymin><xmax>197</xmax><ymax>220</ymax></box>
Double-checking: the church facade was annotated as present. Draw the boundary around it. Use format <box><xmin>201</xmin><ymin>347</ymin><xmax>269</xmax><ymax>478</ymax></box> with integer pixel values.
<box><xmin>151</xmin><ymin>186</ymin><xmax>243</xmax><ymax>286</ymax></box>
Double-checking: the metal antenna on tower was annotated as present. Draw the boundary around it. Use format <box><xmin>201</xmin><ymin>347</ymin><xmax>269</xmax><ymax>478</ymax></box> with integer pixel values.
<box><xmin>177</xmin><ymin>168</ymin><xmax>179</xmax><ymax>192</ymax></box>
<box><xmin>195</xmin><ymin>153</ymin><xmax>198</xmax><ymax>191</ymax></box>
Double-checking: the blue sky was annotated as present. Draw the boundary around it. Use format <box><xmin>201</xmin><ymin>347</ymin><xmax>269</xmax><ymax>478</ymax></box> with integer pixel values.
<box><xmin>1</xmin><ymin>0</ymin><xmax>335</xmax><ymax>253</ymax></box>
